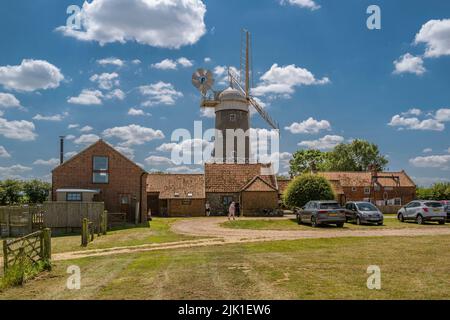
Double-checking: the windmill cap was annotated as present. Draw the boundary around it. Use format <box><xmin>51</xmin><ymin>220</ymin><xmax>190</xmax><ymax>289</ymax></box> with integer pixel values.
<box><xmin>219</xmin><ymin>87</ymin><xmax>247</xmax><ymax>102</ymax></box>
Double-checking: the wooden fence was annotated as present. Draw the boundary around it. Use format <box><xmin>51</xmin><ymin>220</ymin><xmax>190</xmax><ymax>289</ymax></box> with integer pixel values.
<box><xmin>0</xmin><ymin>206</ymin><xmax>44</xmax><ymax>238</ymax></box>
<box><xmin>81</xmin><ymin>212</ymin><xmax>107</xmax><ymax>247</ymax></box>
<box><xmin>2</xmin><ymin>228</ymin><xmax>51</xmax><ymax>274</ymax></box>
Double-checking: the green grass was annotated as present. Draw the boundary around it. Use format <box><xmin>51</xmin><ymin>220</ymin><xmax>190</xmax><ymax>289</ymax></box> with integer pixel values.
<box><xmin>221</xmin><ymin>217</ymin><xmax>450</xmax><ymax>231</ymax></box>
<box><xmin>1</xmin><ymin>235</ymin><xmax>449</xmax><ymax>300</ymax></box>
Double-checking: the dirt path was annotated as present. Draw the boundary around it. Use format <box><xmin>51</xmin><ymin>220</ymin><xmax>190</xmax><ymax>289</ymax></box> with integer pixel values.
<box><xmin>2</xmin><ymin>217</ymin><xmax>449</xmax><ymax>265</ymax></box>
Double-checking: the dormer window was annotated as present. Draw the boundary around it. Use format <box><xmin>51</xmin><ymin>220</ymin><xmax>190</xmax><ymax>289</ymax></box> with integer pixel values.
<box><xmin>174</xmin><ymin>192</ymin><xmax>180</xmax><ymax>198</ymax></box>
<box><xmin>93</xmin><ymin>156</ymin><xmax>109</xmax><ymax>184</ymax></box>
<box><xmin>187</xmin><ymin>193</ymin><xmax>193</xmax><ymax>198</ymax></box>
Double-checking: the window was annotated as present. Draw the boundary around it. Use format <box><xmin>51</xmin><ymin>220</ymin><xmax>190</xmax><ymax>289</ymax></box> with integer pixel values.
<box><xmin>374</xmin><ymin>185</ymin><xmax>381</xmax><ymax>192</ymax></box>
<box><xmin>351</xmin><ymin>187</ymin><xmax>357</xmax><ymax>192</ymax></box>
<box><xmin>222</xmin><ymin>196</ymin><xmax>234</xmax><ymax>206</ymax></box>
<box><xmin>66</xmin><ymin>192</ymin><xmax>82</xmax><ymax>202</ymax></box>
<box><xmin>120</xmin><ymin>196</ymin><xmax>129</xmax><ymax>205</ymax></box>
<box><xmin>229</xmin><ymin>114</ymin><xmax>236</xmax><ymax>122</ymax></box>
<box><xmin>93</xmin><ymin>156</ymin><xmax>109</xmax><ymax>184</ymax></box>
<box><xmin>364</xmin><ymin>187</ymin><xmax>371</xmax><ymax>195</ymax></box>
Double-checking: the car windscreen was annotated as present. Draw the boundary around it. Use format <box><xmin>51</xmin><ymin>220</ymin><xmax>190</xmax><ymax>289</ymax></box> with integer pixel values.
<box><xmin>356</xmin><ymin>203</ymin><xmax>378</xmax><ymax>211</ymax></box>
<box><xmin>425</xmin><ymin>202</ymin><xmax>443</xmax><ymax>208</ymax></box>
<box><xmin>320</xmin><ymin>203</ymin><xmax>340</xmax><ymax>209</ymax></box>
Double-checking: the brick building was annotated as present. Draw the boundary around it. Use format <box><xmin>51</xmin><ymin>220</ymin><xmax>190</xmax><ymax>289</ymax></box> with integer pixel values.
<box><xmin>52</xmin><ymin>140</ymin><xmax>148</xmax><ymax>223</ymax></box>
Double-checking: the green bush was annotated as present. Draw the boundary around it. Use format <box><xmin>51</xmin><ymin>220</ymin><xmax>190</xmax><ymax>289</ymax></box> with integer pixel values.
<box><xmin>283</xmin><ymin>173</ymin><xmax>335</xmax><ymax>208</ymax></box>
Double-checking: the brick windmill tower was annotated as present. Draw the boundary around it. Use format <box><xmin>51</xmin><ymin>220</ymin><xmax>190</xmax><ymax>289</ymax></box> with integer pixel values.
<box><xmin>192</xmin><ymin>30</ymin><xmax>279</xmax><ymax>164</ymax></box>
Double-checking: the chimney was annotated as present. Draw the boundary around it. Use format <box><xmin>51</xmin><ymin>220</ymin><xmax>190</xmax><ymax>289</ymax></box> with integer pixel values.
<box><xmin>59</xmin><ymin>136</ymin><xmax>65</xmax><ymax>165</ymax></box>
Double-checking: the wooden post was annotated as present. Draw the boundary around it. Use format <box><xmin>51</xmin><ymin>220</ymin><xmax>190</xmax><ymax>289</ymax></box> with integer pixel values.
<box><xmin>18</xmin><ymin>246</ymin><xmax>25</xmax><ymax>284</ymax></box>
<box><xmin>42</xmin><ymin>228</ymin><xmax>51</xmax><ymax>263</ymax></box>
<box><xmin>2</xmin><ymin>239</ymin><xmax>8</xmax><ymax>273</ymax></box>
<box><xmin>81</xmin><ymin>218</ymin><xmax>88</xmax><ymax>247</ymax></box>
<box><xmin>6</xmin><ymin>210</ymin><xmax>10</xmax><ymax>238</ymax></box>
<box><xmin>102</xmin><ymin>210</ymin><xmax>108</xmax><ymax>235</ymax></box>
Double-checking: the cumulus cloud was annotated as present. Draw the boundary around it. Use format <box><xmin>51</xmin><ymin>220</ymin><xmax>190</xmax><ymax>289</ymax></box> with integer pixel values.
<box><xmin>0</xmin><ymin>164</ymin><xmax>32</xmax><ymax>180</ymax></box>
<box><xmin>157</xmin><ymin>139</ymin><xmax>213</xmax><ymax>164</ymax></box>
<box><xmin>151</xmin><ymin>57</ymin><xmax>194</xmax><ymax>70</ymax></box>
<box><xmin>105</xmin><ymin>88</ymin><xmax>126</xmax><ymax>100</ymax></box>
<box><xmin>393</xmin><ymin>53</ymin><xmax>426</xmax><ymax>75</ymax></box>
<box><xmin>96</xmin><ymin>57</ymin><xmax>124</xmax><ymax>67</ymax></box>
<box><xmin>139</xmin><ymin>82</ymin><xmax>183</xmax><ymax>106</ymax></box>
<box><xmin>279</xmin><ymin>0</ymin><xmax>320</xmax><ymax>10</ymax></box>
<box><xmin>0</xmin><ymin>117</ymin><xmax>37</xmax><ymax>141</ymax></box>
<box><xmin>423</xmin><ymin>148</ymin><xmax>433</xmax><ymax>153</ymax></box>
<box><xmin>55</xmin><ymin>0</ymin><xmax>206</xmax><ymax>49</ymax></box>
<box><xmin>388</xmin><ymin>114</ymin><xmax>444</xmax><ymax>131</ymax></box>
<box><xmin>33</xmin><ymin>158</ymin><xmax>60</xmax><ymax>166</ymax></box>
<box><xmin>74</xmin><ymin>134</ymin><xmax>100</xmax><ymax>145</ymax></box>
<box><xmin>79</xmin><ymin>125</ymin><xmax>93</xmax><ymax>133</ymax></box>
<box><xmin>0</xmin><ymin>59</ymin><xmax>64</xmax><ymax>92</ymax></box>
<box><xmin>0</xmin><ymin>146</ymin><xmax>11</xmax><ymax>158</ymax></box>
<box><xmin>128</xmin><ymin>108</ymin><xmax>150</xmax><ymax>116</ymax></box>
<box><xmin>166</xmin><ymin>165</ymin><xmax>203</xmax><ymax>174</ymax></box>
<box><xmin>33</xmin><ymin>112</ymin><xmax>68</xmax><ymax>122</ymax></box>
<box><xmin>252</xmin><ymin>64</ymin><xmax>330</xmax><ymax>98</ymax></box>
<box><xmin>298</xmin><ymin>135</ymin><xmax>344</xmax><ymax>150</ymax></box>
<box><xmin>177</xmin><ymin>57</ymin><xmax>194</xmax><ymax>68</ymax></box>
<box><xmin>409</xmin><ymin>155</ymin><xmax>450</xmax><ymax>169</ymax></box>
<box><xmin>435</xmin><ymin>108</ymin><xmax>450</xmax><ymax>122</ymax></box>
<box><xmin>90</xmin><ymin>72</ymin><xmax>119</xmax><ymax>90</ymax></box>
<box><xmin>415</xmin><ymin>19</ymin><xmax>450</xmax><ymax>58</ymax></box>
<box><xmin>68</xmin><ymin>124</ymin><xmax>79</xmax><ymax>129</ymax></box>
<box><xmin>0</xmin><ymin>93</ymin><xmax>22</xmax><ymax>108</ymax></box>
<box><xmin>68</xmin><ymin>89</ymin><xmax>103</xmax><ymax>105</ymax></box>
<box><xmin>285</xmin><ymin>117</ymin><xmax>331</xmax><ymax>134</ymax></box>
<box><xmin>145</xmin><ymin>155</ymin><xmax>174</xmax><ymax>166</ymax></box>
<box><xmin>115</xmin><ymin>145</ymin><xmax>135</xmax><ymax>160</ymax></box>
<box><xmin>102</xmin><ymin>124</ymin><xmax>165</xmax><ymax>146</ymax></box>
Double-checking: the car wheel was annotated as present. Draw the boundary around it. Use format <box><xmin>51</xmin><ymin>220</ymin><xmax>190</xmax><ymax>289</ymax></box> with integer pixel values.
<box><xmin>336</xmin><ymin>223</ymin><xmax>344</xmax><ymax>228</ymax></box>
<box><xmin>377</xmin><ymin>222</ymin><xmax>383</xmax><ymax>226</ymax></box>
<box><xmin>356</xmin><ymin>217</ymin><xmax>362</xmax><ymax>226</ymax></box>
<box><xmin>311</xmin><ymin>216</ymin><xmax>319</xmax><ymax>228</ymax></box>
<box><xmin>438</xmin><ymin>220</ymin><xmax>445</xmax><ymax>225</ymax></box>
<box><xmin>297</xmin><ymin>215</ymin><xmax>302</xmax><ymax>225</ymax></box>
<box><xmin>416</xmin><ymin>215</ymin><xmax>424</xmax><ymax>225</ymax></box>
<box><xmin>399</xmin><ymin>213</ymin><xmax>405</xmax><ymax>222</ymax></box>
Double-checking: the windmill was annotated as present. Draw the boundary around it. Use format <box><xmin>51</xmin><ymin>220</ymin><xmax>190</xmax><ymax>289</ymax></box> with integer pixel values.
<box><xmin>192</xmin><ymin>30</ymin><xmax>279</xmax><ymax>163</ymax></box>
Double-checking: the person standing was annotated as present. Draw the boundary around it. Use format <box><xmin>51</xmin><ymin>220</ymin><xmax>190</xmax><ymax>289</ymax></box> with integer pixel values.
<box><xmin>228</xmin><ymin>201</ymin><xmax>236</xmax><ymax>221</ymax></box>
<box><xmin>235</xmin><ymin>202</ymin><xmax>241</xmax><ymax>217</ymax></box>
<box><xmin>205</xmin><ymin>201</ymin><xmax>211</xmax><ymax>217</ymax></box>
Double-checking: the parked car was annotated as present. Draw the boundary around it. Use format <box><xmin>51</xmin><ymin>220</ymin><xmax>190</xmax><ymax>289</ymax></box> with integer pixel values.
<box><xmin>344</xmin><ymin>202</ymin><xmax>384</xmax><ymax>226</ymax></box>
<box><xmin>397</xmin><ymin>200</ymin><xmax>446</xmax><ymax>225</ymax></box>
<box><xmin>296</xmin><ymin>201</ymin><xmax>346</xmax><ymax>228</ymax></box>
<box><xmin>441</xmin><ymin>201</ymin><xmax>450</xmax><ymax>222</ymax></box>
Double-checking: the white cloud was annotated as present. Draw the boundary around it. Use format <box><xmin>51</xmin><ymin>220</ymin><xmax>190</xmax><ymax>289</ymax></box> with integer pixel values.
<box><xmin>393</xmin><ymin>53</ymin><xmax>426</xmax><ymax>75</ymax></box>
<box><xmin>415</xmin><ymin>19</ymin><xmax>450</xmax><ymax>58</ymax></box>
<box><xmin>157</xmin><ymin>138</ymin><xmax>213</xmax><ymax>164</ymax></box>
<box><xmin>409</xmin><ymin>155</ymin><xmax>450</xmax><ymax>169</ymax></box>
<box><xmin>177</xmin><ymin>57</ymin><xmax>193</xmax><ymax>68</ymax></box>
<box><xmin>131</xmin><ymin>59</ymin><xmax>141</xmax><ymax>65</ymax></box>
<box><xmin>151</xmin><ymin>59</ymin><xmax>177</xmax><ymax>70</ymax></box>
<box><xmin>65</xmin><ymin>151</ymin><xmax>77</xmax><ymax>158</ymax></box>
<box><xmin>213</xmin><ymin>65</ymin><xmax>240</xmax><ymax>86</ymax></box>
<box><xmin>0</xmin><ymin>117</ymin><xmax>37</xmax><ymax>141</ymax></box>
<box><xmin>33</xmin><ymin>158</ymin><xmax>60</xmax><ymax>166</ymax></box>
<box><xmin>204</xmin><ymin>57</ymin><xmax>211</xmax><ymax>63</ymax></box>
<box><xmin>388</xmin><ymin>114</ymin><xmax>444</xmax><ymax>131</ymax></box>
<box><xmin>0</xmin><ymin>164</ymin><xmax>32</xmax><ymax>179</ymax></box>
<box><xmin>79</xmin><ymin>125</ymin><xmax>93</xmax><ymax>133</ymax></box>
<box><xmin>68</xmin><ymin>89</ymin><xmax>103</xmax><ymax>105</ymax></box>
<box><xmin>74</xmin><ymin>134</ymin><xmax>100</xmax><ymax>145</ymax></box>
<box><xmin>139</xmin><ymin>82</ymin><xmax>183</xmax><ymax>106</ymax></box>
<box><xmin>166</xmin><ymin>166</ymin><xmax>203</xmax><ymax>174</ymax></box>
<box><xmin>298</xmin><ymin>135</ymin><xmax>344</xmax><ymax>150</ymax></box>
<box><xmin>0</xmin><ymin>59</ymin><xmax>64</xmax><ymax>92</ymax></box>
<box><xmin>145</xmin><ymin>155</ymin><xmax>174</xmax><ymax>166</ymax></box>
<box><xmin>423</xmin><ymin>148</ymin><xmax>433</xmax><ymax>153</ymax></box>
<box><xmin>200</xmin><ymin>108</ymin><xmax>215</xmax><ymax>118</ymax></box>
<box><xmin>90</xmin><ymin>72</ymin><xmax>119</xmax><ymax>90</ymax></box>
<box><xmin>128</xmin><ymin>108</ymin><xmax>150</xmax><ymax>116</ymax></box>
<box><xmin>0</xmin><ymin>93</ymin><xmax>21</xmax><ymax>108</ymax></box>
<box><xmin>65</xmin><ymin>135</ymin><xmax>76</xmax><ymax>140</ymax></box>
<box><xmin>115</xmin><ymin>145</ymin><xmax>135</xmax><ymax>160</ymax></box>
<box><xmin>402</xmin><ymin>108</ymin><xmax>422</xmax><ymax>116</ymax></box>
<box><xmin>285</xmin><ymin>117</ymin><xmax>331</xmax><ymax>134</ymax></box>
<box><xmin>102</xmin><ymin>124</ymin><xmax>165</xmax><ymax>146</ymax></box>
<box><xmin>33</xmin><ymin>112</ymin><xmax>68</xmax><ymax>122</ymax></box>
<box><xmin>97</xmin><ymin>57</ymin><xmax>124</xmax><ymax>67</ymax></box>
<box><xmin>105</xmin><ymin>88</ymin><xmax>126</xmax><ymax>100</ymax></box>
<box><xmin>55</xmin><ymin>0</ymin><xmax>206</xmax><ymax>49</ymax></box>
<box><xmin>0</xmin><ymin>146</ymin><xmax>11</xmax><ymax>158</ymax></box>
<box><xmin>435</xmin><ymin>108</ymin><xmax>450</xmax><ymax>122</ymax></box>
<box><xmin>253</xmin><ymin>64</ymin><xmax>330</xmax><ymax>97</ymax></box>
<box><xmin>279</xmin><ymin>0</ymin><xmax>320</xmax><ymax>10</ymax></box>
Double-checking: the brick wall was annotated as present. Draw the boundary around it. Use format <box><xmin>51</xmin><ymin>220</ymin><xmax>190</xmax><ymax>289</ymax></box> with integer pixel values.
<box><xmin>341</xmin><ymin>186</ymin><xmax>416</xmax><ymax>205</ymax></box>
<box><xmin>52</xmin><ymin>140</ymin><xmax>147</xmax><ymax>223</ymax></box>
<box><xmin>168</xmin><ymin>199</ymin><xmax>205</xmax><ymax>217</ymax></box>
<box><xmin>241</xmin><ymin>191</ymin><xmax>279</xmax><ymax>216</ymax></box>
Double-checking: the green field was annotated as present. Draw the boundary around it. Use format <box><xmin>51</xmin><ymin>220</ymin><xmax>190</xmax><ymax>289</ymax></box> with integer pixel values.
<box><xmin>1</xmin><ymin>234</ymin><xmax>449</xmax><ymax>300</ymax></box>
<box><xmin>222</xmin><ymin>217</ymin><xmax>450</xmax><ymax>231</ymax></box>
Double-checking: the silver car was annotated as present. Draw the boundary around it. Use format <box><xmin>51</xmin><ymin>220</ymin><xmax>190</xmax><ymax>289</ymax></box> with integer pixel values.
<box><xmin>344</xmin><ymin>202</ymin><xmax>384</xmax><ymax>225</ymax></box>
<box><xmin>397</xmin><ymin>200</ymin><xmax>446</xmax><ymax>225</ymax></box>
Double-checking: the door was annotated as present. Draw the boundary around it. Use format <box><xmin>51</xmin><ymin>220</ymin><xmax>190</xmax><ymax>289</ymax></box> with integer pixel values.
<box><xmin>405</xmin><ymin>202</ymin><xmax>418</xmax><ymax>219</ymax></box>
<box><xmin>147</xmin><ymin>194</ymin><xmax>160</xmax><ymax>216</ymax></box>
<box><xmin>120</xmin><ymin>195</ymin><xmax>131</xmax><ymax>221</ymax></box>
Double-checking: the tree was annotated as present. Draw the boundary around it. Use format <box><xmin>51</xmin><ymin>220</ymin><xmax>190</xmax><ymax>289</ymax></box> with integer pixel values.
<box><xmin>23</xmin><ymin>180</ymin><xmax>51</xmax><ymax>204</ymax></box>
<box><xmin>326</xmin><ymin>139</ymin><xmax>388</xmax><ymax>172</ymax></box>
<box><xmin>289</xmin><ymin>150</ymin><xmax>330</xmax><ymax>176</ymax></box>
<box><xmin>416</xmin><ymin>183</ymin><xmax>450</xmax><ymax>200</ymax></box>
<box><xmin>0</xmin><ymin>179</ymin><xmax>23</xmax><ymax>205</ymax></box>
<box><xmin>283</xmin><ymin>173</ymin><xmax>335</xmax><ymax>208</ymax></box>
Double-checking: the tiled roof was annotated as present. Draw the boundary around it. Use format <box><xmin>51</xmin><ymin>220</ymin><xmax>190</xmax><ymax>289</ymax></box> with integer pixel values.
<box><xmin>147</xmin><ymin>174</ymin><xmax>205</xmax><ymax>199</ymax></box>
<box><xmin>241</xmin><ymin>176</ymin><xmax>278</xmax><ymax>192</ymax></box>
<box><xmin>276</xmin><ymin>178</ymin><xmax>291</xmax><ymax>195</ymax></box>
<box><xmin>205</xmin><ymin>163</ymin><xmax>276</xmax><ymax>193</ymax></box>
<box><xmin>318</xmin><ymin>171</ymin><xmax>416</xmax><ymax>188</ymax></box>
<box><xmin>328</xmin><ymin>180</ymin><xmax>344</xmax><ymax>195</ymax></box>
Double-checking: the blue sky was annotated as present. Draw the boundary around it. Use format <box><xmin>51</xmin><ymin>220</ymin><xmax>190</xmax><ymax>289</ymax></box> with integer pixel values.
<box><xmin>0</xmin><ymin>0</ymin><xmax>449</xmax><ymax>186</ymax></box>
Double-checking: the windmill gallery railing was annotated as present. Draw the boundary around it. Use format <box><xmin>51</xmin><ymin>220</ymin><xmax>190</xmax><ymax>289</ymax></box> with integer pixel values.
<box><xmin>2</xmin><ymin>228</ymin><xmax>51</xmax><ymax>275</ymax></box>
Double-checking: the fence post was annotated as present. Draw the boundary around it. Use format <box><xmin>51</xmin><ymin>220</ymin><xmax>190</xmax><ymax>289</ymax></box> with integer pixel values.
<box><xmin>81</xmin><ymin>218</ymin><xmax>88</xmax><ymax>247</ymax></box>
<box><xmin>6</xmin><ymin>211</ymin><xmax>10</xmax><ymax>238</ymax></box>
<box><xmin>2</xmin><ymin>239</ymin><xmax>8</xmax><ymax>273</ymax></box>
<box><xmin>102</xmin><ymin>210</ymin><xmax>108</xmax><ymax>235</ymax></box>
<box><xmin>42</xmin><ymin>228</ymin><xmax>52</xmax><ymax>264</ymax></box>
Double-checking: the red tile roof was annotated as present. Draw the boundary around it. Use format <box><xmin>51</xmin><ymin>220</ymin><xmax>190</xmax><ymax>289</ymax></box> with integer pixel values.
<box><xmin>147</xmin><ymin>174</ymin><xmax>205</xmax><ymax>199</ymax></box>
<box><xmin>318</xmin><ymin>171</ymin><xmax>416</xmax><ymax>188</ymax></box>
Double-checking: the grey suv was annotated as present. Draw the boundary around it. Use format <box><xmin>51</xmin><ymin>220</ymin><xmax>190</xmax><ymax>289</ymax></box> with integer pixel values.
<box><xmin>397</xmin><ymin>200</ymin><xmax>446</xmax><ymax>225</ymax></box>
<box><xmin>296</xmin><ymin>201</ymin><xmax>346</xmax><ymax>228</ymax></box>
<box><xmin>345</xmin><ymin>202</ymin><xmax>384</xmax><ymax>225</ymax></box>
